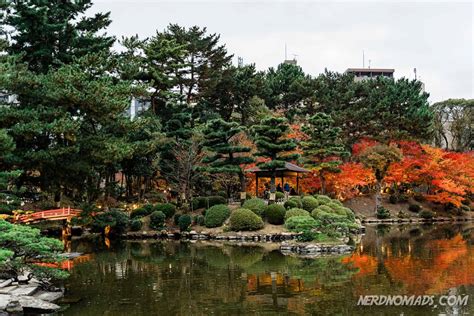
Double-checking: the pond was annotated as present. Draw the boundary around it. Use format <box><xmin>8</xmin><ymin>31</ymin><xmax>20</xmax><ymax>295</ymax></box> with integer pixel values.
<box><xmin>59</xmin><ymin>223</ymin><xmax>474</xmax><ymax>315</ymax></box>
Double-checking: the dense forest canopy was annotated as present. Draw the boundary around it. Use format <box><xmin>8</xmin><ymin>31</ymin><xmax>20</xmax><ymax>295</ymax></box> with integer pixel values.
<box><xmin>0</xmin><ymin>0</ymin><xmax>472</xmax><ymax>212</ymax></box>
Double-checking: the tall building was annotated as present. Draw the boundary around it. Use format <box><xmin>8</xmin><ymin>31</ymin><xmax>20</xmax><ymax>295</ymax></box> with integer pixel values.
<box><xmin>345</xmin><ymin>68</ymin><xmax>394</xmax><ymax>81</ymax></box>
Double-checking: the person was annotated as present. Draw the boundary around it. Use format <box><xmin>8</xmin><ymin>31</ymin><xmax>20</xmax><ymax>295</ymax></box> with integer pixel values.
<box><xmin>283</xmin><ymin>182</ymin><xmax>290</xmax><ymax>200</ymax></box>
<box><xmin>276</xmin><ymin>184</ymin><xmax>283</xmax><ymax>192</ymax></box>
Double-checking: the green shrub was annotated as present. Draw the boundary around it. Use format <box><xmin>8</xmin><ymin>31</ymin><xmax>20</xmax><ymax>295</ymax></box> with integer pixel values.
<box><xmin>216</xmin><ymin>191</ymin><xmax>227</xmax><ymax>198</ymax></box>
<box><xmin>130</xmin><ymin>207</ymin><xmax>153</xmax><ymax>219</ymax></box>
<box><xmin>229</xmin><ymin>208</ymin><xmax>264</xmax><ymax>231</ymax></box>
<box><xmin>129</xmin><ymin>219</ymin><xmax>142</xmax><ymax>231</ymax></box>
<box><xmin>275</xmin><ymin>192</ymin><xmax>285</xmax><ymax>200</ymax></box>
<box><xmin>285</xmin><ymin>216</ymin><xmax>319</xmax><ymax>232</ymax></box>
<box><xmin>314</xmin><ymin>195</ymin><xmax>332</xmax><ymax>205</ymax></box>
<box><xmin>311</xmin><ymin>205</ymin><xmax>333</xmax><ymax>218</ymax></box>
<box><xmin>288</xmin><ymin>196</ymin><xmax>303</xmax><ymax>208</ymax></box>
<box><xmin>92</xmin><ymin>210</ymin><xmax>130</xmax><ymax>235</ymax></box>
<box><xmin>154</xmin><ymin>203</ymin><xmax>176</xmax><ymax>218</ymax></box>
<box><xmin>312</xmin><ymin>210</ymin><xmax>349</xmax><ymax>225</ymax></box>
<box><xmin>264</xmin><ymin>204</ymin><xmax>286</xmax><ymax>225</ymax></box>
<box><xmin>376</xmin><ymin>207</ymin><xmax>391</xmax><ymax>219</ymax></box>
<box><xmin>389</xmin><ymin>195</ymin><xmax>398</xmax><ymax>204</ymax></box>
<box><xmin>173</xmin><ymin>214</ymin><xmax>181</xmax><ymax>225</ymax></box>
<box><xmin>208</xmin><ymin>195</ymin><xmax>227</xmax><ymax>207</ymax></box>
<box><xmin>150</xmin><ymin>211</ymin><xmax>166</xmax><ymax>230</ymax></box>
<box><xmin>194</xmin><ymin>214</ymin><xmax>205</xmax><ymax>226</ymax></box>
<box><xmin>242</xmin><ymin>198</ymin><xmax>266</xmax><ymax>217</ymax></box>
<box><xmin>284</xmin><ymin>199</ymin><xmax>298</xmax><ymax>210</ymax></box>
<box><xmin>192</xmin><ymin>197</ymin><xmax>208</xmax><ymax>210</ymax></box>
<box><xmin>302</xmin><ymin>196</ymin><xmax>319</xmax><ymax>211</ymax></box>
<box><xmin>408</xmin><ymin>204</ymin><xmax>422</xmax><ymax>213</ymax></box>
<box><xmin>460</xmin><ymin>205</ymin><xmax>471</xmax><ymax>213</ymax></box>
<box><xmin>413</xmin><ymin>193</ymin><xmax>425</xmax><ymax>202</ymax></box>
<box><xmin>327</xmin><ymin>202</ymin><xmax>343</xmax><ymax>211</ymax></box>
<box><xmin>204</xmin><ymin>204</ymin><xmax>231</xmax><ymax>228</ymax></box>
<box><xmin>178</xmin><ymin>214</ymin><xmax>192</xmax><ymax>231</ymax></box>
<box><xmin>420</xmin><ymin>210</ymin><xmax>435</xmax><ymax>219</ymax></box>
<box><xmin>285</xmin><ymin>208</ymin><xmax>310</xmax><ymax>220</ymax></box>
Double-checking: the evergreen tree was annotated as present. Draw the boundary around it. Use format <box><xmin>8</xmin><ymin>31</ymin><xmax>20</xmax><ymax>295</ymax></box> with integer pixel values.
<box><xmin>1</xmin><ymin>0</ymin><xmax>114</xmax><ymax>73</ymax></box>
<box><xmin>251</xmin><ymin>116</ymin><xmax>298</xmax><ymax>198</ymax></box>
<box><xmin>301</xmin><ymin>112</ymin><xmax>349</xmax><ymax>194</ymax></box>
<box><xmin>201</xmin><ymin>119</ymin><xmax>254</xmax><ymax>202</ymax></box>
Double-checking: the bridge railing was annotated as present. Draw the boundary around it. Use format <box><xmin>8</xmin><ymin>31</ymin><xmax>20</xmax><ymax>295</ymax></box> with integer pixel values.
<box><xmin>16</xmin><ymin>208</ymin><xmax>82</xmax><ymax>223</ymax></box>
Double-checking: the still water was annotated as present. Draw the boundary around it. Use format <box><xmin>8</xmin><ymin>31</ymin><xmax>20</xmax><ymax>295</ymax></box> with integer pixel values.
<box><xmin>60</xmin><ymin>224</ymin><xmax>474</xmax><ymax>315</ymax></box>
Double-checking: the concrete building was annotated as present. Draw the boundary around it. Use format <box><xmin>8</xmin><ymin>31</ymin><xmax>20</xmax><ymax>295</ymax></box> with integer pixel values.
<box><xmin>345</xmin><ymin>68</ymin><xmax>394</xmax><ymax>81</ymax></box>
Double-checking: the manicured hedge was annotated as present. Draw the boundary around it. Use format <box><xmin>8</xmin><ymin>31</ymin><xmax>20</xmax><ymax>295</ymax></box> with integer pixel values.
<box><xmin>155</xmin><ymin>203</ymin><xmax>176</xmax><ymax>218</ymax></box>
<box><xmin>288</xmin><ymin>197</ymin><xmax>303</xmax><ymax>208</ymax></box>
<box><xmin>150</xmin><ymin>211</ymin><xmax>166</xmax><ymax>230</ymax></box>
<box><xmin>129</xmin><ymin>219</ymin><xmax>142</xmax><ymax>231</ymax></box>
<box><xmin>204</xmin><ymin>204</ymin><xmax>230</xmax><ymax>228</ymax></box>
<box><xmin>302</xmin><ymin>196</ymin><xmax>319</xmax><ymax>212</ymax></box>
<box><xmin>230</xmin><ymin>208</ymin><xmax>264</xmax><ymax>231</ymax></box>
<box><xmin>284</xmin><ymin>199</ymin><xmax>298</xmax><ymax>210</ymax></box>
<box><xmin>284</xmin><ymin>208</ymin><xmax>310</xmax><ymax>220</ymax></box>
<box><xmin>264</xmin><ymin>204</ymin><xmax>286</xmax><ymax>225</ymax></box>
<box><xmin>242</xmin><ymin>198</ymin><xmax>266</xmax><ymax>217</ymax></box>
<box><xmin>178</xmin><ymin>214</ymin><xmax>192</xmax><ymax>231</ymax></box>
<box><xmin>285</xmin><ymin>216</ymin><xmax>319</xmax><ymax>232</ymax></box>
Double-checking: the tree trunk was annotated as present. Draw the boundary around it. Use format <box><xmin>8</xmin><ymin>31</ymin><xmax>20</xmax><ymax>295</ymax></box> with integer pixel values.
<box><xmin>319</xmin><ymin>172</ymin><xmax>326</xmax><ymax>195</ymax></box>
<box><xmin>374</xmin><ymin>180</ymin><xmax>382</xmax><ymax>213</ymax></box>
<box><xmin>239</xmin><ymin>172</ymin><xmax>246</xmax><ymax>205</ymax></box>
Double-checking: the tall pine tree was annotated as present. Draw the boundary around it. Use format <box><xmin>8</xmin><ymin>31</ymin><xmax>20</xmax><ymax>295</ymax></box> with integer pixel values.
<box><xmin>301</xmin><ymin>112</ymin><xmax>349</xmax><ymax>194</ymax></box>
<box><xmin>2</xmin><ymin>0</ymin><xmax>114</xmax><ymax>73</ymax></box>
<box><xmin>252</xmin><ymin>116</ymin><xmax>298</xmax><ymax>199</ymax></box>
<box><xmin>201</xmin><ymin>119</ymin><xmax>254</xmax><ymax>203</ymax></box>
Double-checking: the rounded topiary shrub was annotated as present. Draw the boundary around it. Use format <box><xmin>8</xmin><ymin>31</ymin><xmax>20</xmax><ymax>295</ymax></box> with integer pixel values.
<box><xmin>314</xmin><ymin>195</ymin><xmax>332</xmax><ymax>205</ymax></box>
<box><xmin>275</xmin><ymin>192</ymin><xmax>285</xmax><ymax>200</ymax></box>
<box><xmin>204</xmin><ymin>204</ymin><xmax>231</xmax><ymax>228</ymax></box>
<box><xmin>178</xmin><ymin>214</ymin><xmax>192</xmax><ymax>231</ymax></box>
<box><xmin>208</xmin><ymin>195</ymin><xmax>227</xmax><ymax>207</ymax></box>
<box><xmin>284</xmin><ymin>208</ymin><xmax>310</xmax><ymax>220</ymax></box>
<box><xmin>230</xmin><ymin>208</ymin><xmax>264</xmax><ymax>231</ymax></box>
<box><xmin>242</xmin><ymin>198</ymin><xmax>266</xmax><ymax>217</ymax></box>
<box><xmin>420</xmin><ymin>210</ymin><xmax>435</xmax><ymax>219</ymax></box>
<box><xmin>173</xmin><ymin>213</ymin><xmax>181</xmax><ymax>225</ymax></box>
<box><xmin>130</xmin><ymin>207</ymin><xmax>153</xmax><ymax>219</ymax></box>
<box><xmin>408</xmin><ymin>204</ymin><xmax>422</xmax><ymax>213</ymax></box>
<box><xmin>192</xmin><ymin>197</ymin><xmax>208</xmax><ymax>210</ymax></box>
<box><xmin>311</xmin><ymin>205</ymin><xmax>333</xmax><ymax>218</ymax></box>
<box><xmin>288</xmin><ymin>197</ymin><xmax>303</xmax><ymax>208</ymax></box>
<box><xmin>129</xmin><ymin>219</ymin><xmax>143</xmax><ymax>232</ymax></box>
<box><xmin>284</xmin><ymin>199</ymin><xmax>298</xmax><ymax>210</ymax></box>
<box><xmin>155</xmin><ymin>203</ymin><xmax>176</xmax><ymax>218</ymax></box>
<box><xmin>150</xmin><ymin>211</ymin><xmax>166</xmax><ymax>230</ymax></box>
<box><xmin>302</xmin><ymin>196</ymin><xmax>319</xmax><ymax>212</ymax></box>
<box><xmin>194</xmin><ymin>214</ymin><xmax>205</xmax><ymax>226</ymax></box>
<box><xmin>264</xmin><ymin>204</ymin><xmax>286</xmax><ymax>225</ymax></box>
<box><xmin>285</xmin><ymin>216</ymin><xmax>319</xmax><ymax>232</ymax></box>
<box><xmin>376</xmin><ymin>207</ymin><xmax>391</xmax><ymax>219</ymax></box>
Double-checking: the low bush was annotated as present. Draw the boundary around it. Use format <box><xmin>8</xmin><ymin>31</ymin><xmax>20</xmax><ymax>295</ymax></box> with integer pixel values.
<box><xmin>284</xmin><ymin>208</ymin><xmax>309</xmax><ymax>220</ymax></box>
<box><xmin>178</xmin><ymin>214</ymin><xmax>192</xmax><ymax>231</ymax></box>
<box><xmin>130</xmin><ymin>207</ymin><xmax>153</xmax><ymax>219</ymax></box>
<box><xmin>408</xmin><ymin>204</ymin><xmax>422</xmax><ymax>213</ymax></box>
<box><xmin>229</xmin><ymin>208</ymin><xmax>264</xmax><ymax>231</ymax></box>
<box><xmin>420</xmin><ymin>210</ymin><xmax>435</xmax><ymax>219</ymax></box>
<box><xmin>311</xmin><ymin>205</ymin><xmax>333</xmax><ymax>218</ymax></box>
<box><xmin>302</xmin><ymin>196</ymin><xmax>319</xmax><ymax>212</ymax></box>
<box><xmin>312</xmin><ymin>210</ymin><xmax>349</xmax><ymax>226</ymax></box>
<box><xmin>242</xmin><ymin>198</ymin><xmax>266</xmax><ymax>217</ymax></box>
<box><xmin>460</xmin><ymin>205</ymin><xmax>471</xmax><ymax>213</ymax></box>
<box><xmin>264</xmin><ymin>204</ymin><xmax>286</xmax><ymax>225</ymax></box>
<box><xmin>155</xmin><ymin>203</ymin><xmax>176</xmax><ymax>218</ymax></box>
<box><xmin>327</xmin><ymin>202</ymin><xmax>343</xmax><ymax>211</ymax></box>
<box><xmin>216</xmin><ymin>191</ymin><xmax>227</xmax><ymax>198</ymax></box>
<box><xmin>275</xmin><ymin>192</ymin><xmax>285</xmax><ymax>200</ymax></box>
<box><xmin>92</xmin><ymin>210</ymin><xmax>130</xmax><ymax>235</ymax></box>
<box><xmin>204</xmin><ymin>204</ymin><xmax>230</xmax><ymax>228</ymax></box>
<box><xmin>208</xmin><ymin>196</ymin><xmax>227</xmax><ymax>207</ymax></box>
<box><xmin>194</xmin><ymin>214</ymin><xmax>205</xmax><ymax>226</ymax></box>
<box><xmin>288</xmin><ymin>197</ymin><xmax>303</xmax><ymax>208</ymax></box>
<box><xmin>192</xmin><ymin>197</ymin><xmax>208</xmax><ymax>210</ymax></box>
<box><xmin>389</xmin><ymin>195</ymin><xmax>398</xmax><ymax>204</ymax></box>
<box><xmin>284</xmin><ymin>199</ymin><xmax>298</xmax><ymax>210</ymax></box>
<box><xmin>284</xmin><ymin>216</ymin><xmax>319</xmax><ymax>232</ymax></box>
<box><xmin>129</xmin><ymin>219</ymin><xmax>143</xmax><ymax>231</ymax></box>
<box><xmin>149</xmin><ymin>211</ymin><xmax>166</xmax><ymax>230</ymax></box>
<box><xmin>376</xmin><ymin>207</ymin><xmax>391</xmax><ymax>219</ymax></box>
<box><xmin>173</xmin><ymin>214</ymin><xmax>181</xmax><ymax>225</ymax></box>
<box><xmin>314</xmin><ymin>195</ymin><xmax>332</xmax><ymax>205</ymax></box>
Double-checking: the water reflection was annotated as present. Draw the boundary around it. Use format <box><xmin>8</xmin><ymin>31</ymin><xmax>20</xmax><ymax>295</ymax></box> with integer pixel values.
<box><xmin>60</xmin><ymin>224</ymin><xmax>474</xmax><ymax>315</ymax></box>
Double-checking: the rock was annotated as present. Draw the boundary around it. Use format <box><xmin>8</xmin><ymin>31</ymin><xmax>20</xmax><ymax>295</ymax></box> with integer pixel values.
<box><xmin>0</xmin><ymin>294</ymin><xmax>10</xmax><ymax>310</ymax></box>
<box><xmin>18</xmin><ymin>296</ymin><xmax>60</xmax><ymax>312</ymax></box>
<box><xmin>5</xmin><ymin>298</ymin><xmax>22</xmax><ymax>313</ymax></box>
<box><xmin>35</xmin><ymin>291</ymin><xmax>63</xmax><ymax>302</ymax></box>
<box><xmin>8</xmin><ymin>285</ymin><xmax>38</xmax><ymax>296</ymax></box>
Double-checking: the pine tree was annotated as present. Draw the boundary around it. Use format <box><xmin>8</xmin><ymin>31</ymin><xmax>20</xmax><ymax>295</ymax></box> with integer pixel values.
<box><xmin>251</xmin><ymin>116</ymin><xmax>298</xmax><ymax>198</ymax></box>
<box><xmin>301</xmin><ymin>113</ymin><xmax>349</xmax><ymax>194</ymax></box>
<box><xmin>201</xmin><ymin>119</ymin><xmax>254</xmax><ymax>202</ymax></box>
<box><xmin>2</xmin><ymin>0</ymin><xmax>114</xmax><ymax>73</ymax></box>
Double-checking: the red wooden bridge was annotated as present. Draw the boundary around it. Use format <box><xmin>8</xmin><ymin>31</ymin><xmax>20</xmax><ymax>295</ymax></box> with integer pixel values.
<box><xmin>15</xmin><ymin>207</ymin><xmax>82</xmax><ymax>224</ymax></box>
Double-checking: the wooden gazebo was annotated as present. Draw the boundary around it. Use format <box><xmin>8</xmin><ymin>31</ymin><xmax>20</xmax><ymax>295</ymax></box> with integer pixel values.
<box><xmin>246</xmin><ymin>162</ymin><xmax>309</xmax><ymax>197</ymax></box>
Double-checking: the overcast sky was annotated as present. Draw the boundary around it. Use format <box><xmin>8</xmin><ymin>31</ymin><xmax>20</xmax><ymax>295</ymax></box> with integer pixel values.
<box><xmin>91</xmin><ymin>0</ymin><xmax>473</xmax><ymax>103</ymax></box>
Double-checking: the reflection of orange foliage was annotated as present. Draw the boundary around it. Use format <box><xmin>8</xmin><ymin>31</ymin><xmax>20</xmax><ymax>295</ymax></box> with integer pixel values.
<box><xmin>34</xmin><ymin>254</ymin><xmax>93</xmax><ymax>271</ymax></box>
<box><xmin>345</xmin><ymin>234</ymin><xmax>474</xmax><ymax>295</ymax></box>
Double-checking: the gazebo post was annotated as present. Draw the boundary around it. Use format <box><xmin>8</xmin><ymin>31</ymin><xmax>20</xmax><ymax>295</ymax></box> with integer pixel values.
<box><xmin>296</xmin><ymin>176</ymin><xmax>300</xmax><ymax>195</ymax></box>
<box><xmin>255</xmin><ymin>174</ymin><xmax>259</xmax><ymax>198</ymax></box>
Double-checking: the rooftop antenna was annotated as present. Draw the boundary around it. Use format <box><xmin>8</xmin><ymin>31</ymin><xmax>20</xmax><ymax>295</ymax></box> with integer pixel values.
<box><xmin>368</xmin><ymin>59</ymin><xmax>371</xmax><ymax>69</ymax></box>
<box><xmin>237</xmin><ymin>56</ymin><xmax>243</xmax><ymax>67</ymax></box>
<box><xmin>292</xmin><ymin>54</ymin><xmax>298</xmax><ymax>60</ymax></box>
<box><xmin>363</xmin><ymin>50</ymin><xmax>365</xmax><ymax>68</ymax></box>
<box><xmin>414</xmin><ymin>68</ymin><xmax>417</xmax><ymax>80</ymax></box>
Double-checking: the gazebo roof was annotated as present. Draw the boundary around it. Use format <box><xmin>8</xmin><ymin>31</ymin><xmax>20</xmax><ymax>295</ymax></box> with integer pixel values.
<box><xmin>246</xmin><ymin>162</ymin><xmax>309</xmax><ymax>173</ymax></box>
